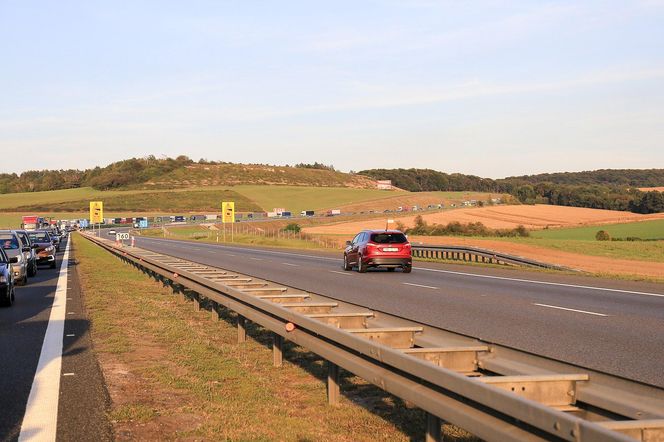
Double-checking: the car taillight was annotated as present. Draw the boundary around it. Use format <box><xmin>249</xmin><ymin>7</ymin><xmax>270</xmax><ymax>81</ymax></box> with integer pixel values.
<box><xmin>403</xmin><ymin>243</ymin><xmax>411</xmax><ymax>250</ymax></box>
<box><xmin>366</xmin><ymin>242</ymin><xmax>377</xmax><ymax>250</ymax></box>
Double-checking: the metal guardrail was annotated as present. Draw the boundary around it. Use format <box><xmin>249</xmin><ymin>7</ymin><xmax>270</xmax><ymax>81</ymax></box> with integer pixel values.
<box><xmin>412</xmin><ymin>244</ymin><xmax>574</xmax><ymax>271</ymax></box>
<box><xmin>80</xmin><ymin>233</ymin><xmax>664</xmax><ymax>442</ymax></box>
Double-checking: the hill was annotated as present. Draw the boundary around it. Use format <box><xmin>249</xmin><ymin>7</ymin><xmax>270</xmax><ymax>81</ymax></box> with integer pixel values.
<box><xmin>0</xmin><ymin>156</ymin><xmax>378</xmax><ymax>194</ymax></box>
<box><xmin>142</xmin><ymin>163</ymin><xmax>377</xmax><ymax>189</ymax></box>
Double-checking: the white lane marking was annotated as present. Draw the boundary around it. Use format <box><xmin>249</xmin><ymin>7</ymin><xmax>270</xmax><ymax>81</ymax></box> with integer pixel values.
<box><xmin>62</xmin><ymin>373</ymin><xmax>75</xmax><ymax>377</ymax></box>
<box><xmin>282</xmin><ymin>263</ymin><xmax>300</xmax><ymax>267</ymax></box>
<box><xmin>138</xmin><ymin>237</ymin><xmax>664</xmax><ymax>298</ymax></box>
<box><xmin>533</xmin><ymin>303</ymin><xmax>609</xmax><ymax>317</ymax></box>
<box><xmin>66</xmin><ymin>334</ymin><xmax>75</xmax><ymax>337</ymax></box>
<box><xmin>329</xmin><ymin>270</ymin><xmax>352</xmax><ymax>276</ymax></box>
<box><xmin>418</xmin><ymin>268</ymin><xmax>664</xmax><ymax>298</ymax></box>
<box><xmin>250</xmin><ymin>257</ymin><xmax>263</xmax><ymax>261</ymax></box>
<box><xmin>403</xmin><ymin>282</ymin><xmax>438</xmax><ymax>290</ymax></box>
<box><xmin>19</xmin><ymin>240</ymin><xmax>70</xmax><ymax>442</ymax></box>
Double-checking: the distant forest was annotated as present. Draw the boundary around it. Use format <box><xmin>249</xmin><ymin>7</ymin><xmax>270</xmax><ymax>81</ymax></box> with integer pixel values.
<box><xmin>359</xmin><ymin>168</ymin><xmax>664</xmax><ymax>214</ymax></box>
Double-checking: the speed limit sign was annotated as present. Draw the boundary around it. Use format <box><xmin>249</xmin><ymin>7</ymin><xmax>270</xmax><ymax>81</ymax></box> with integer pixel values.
<box><xmin>116</xmin><ymin>233</ymin><xmax>130</xmax><ymax>241</ymax></box>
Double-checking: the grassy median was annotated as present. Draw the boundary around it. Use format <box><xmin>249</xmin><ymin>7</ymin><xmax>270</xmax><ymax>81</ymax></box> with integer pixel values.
<box><xmin>73</xmin><ymin>234</ymin><xmax>476</xmax><ymax>441</ymax></box>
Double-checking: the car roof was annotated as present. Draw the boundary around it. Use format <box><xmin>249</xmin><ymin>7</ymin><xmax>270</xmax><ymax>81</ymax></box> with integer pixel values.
<box><xmin>362</xmin><ymin>230</ymin><xmax>405</xmax><ymax>234</ymax></box>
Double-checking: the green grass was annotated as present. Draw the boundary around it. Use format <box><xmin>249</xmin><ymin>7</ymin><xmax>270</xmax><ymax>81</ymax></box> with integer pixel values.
<box><xmin>497</xmin><ymin>237</ymin><xmax>664</xmax><ymax>262</ymax></box>
<box><xmin>6</xmin><ymin>189</ymin><xmax>261</xmax><ymax>213</ymax></box>
<box><xmin>229</xmin><ymin>184</ymin><xmax>406</xmax><ymax>213</ymax></box>
<box><xmin>74</xmin><ymin>234</ymin><xmax>476</xmax><ymax>440</ymax></box>
<box><xmin>532</xmin><ymin>219</ymin><xmax>664</xmax><ymax>240</ymax></box>
<box><xmin>142</xmin><ymin>226</ymin><xmax>337</xmax><ymax>250</ymax></box>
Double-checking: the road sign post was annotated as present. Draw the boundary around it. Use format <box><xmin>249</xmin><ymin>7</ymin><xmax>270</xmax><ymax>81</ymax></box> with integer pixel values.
<box><xmin>116</xmin><ymin>232</ymin><xmax>130</xmax><ymax>246</ymax></box>
<box><xmin>222</xmin><ymin>201</ymin><xmax>235</xmax><ymax>243</ymax></box>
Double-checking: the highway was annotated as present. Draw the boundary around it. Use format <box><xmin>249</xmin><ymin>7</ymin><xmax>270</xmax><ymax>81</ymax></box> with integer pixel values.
<box><xmin>0</xmin><ymin>238</ymin><xmax>110</xmax><ymax>441</ymax></box>
<box><xmin>121</xmin><ymin>233</ymin><xmax>664</xmax><ymax>388</ymax></box>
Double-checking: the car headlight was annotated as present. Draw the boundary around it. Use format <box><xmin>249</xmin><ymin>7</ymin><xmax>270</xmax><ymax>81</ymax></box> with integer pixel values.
<box><xmin>14</xmin><ymin>255</ymin><xmax>21</xmax><ymax>263</ymax></box>
<box><xmin>46</xmin><ymin>246</ymin><xmax>55</xmax><ymax>252</ymax></box>
<box><xmin>0</xmin><ymin>275</ymin><xmax>6</xmax><ymax>283</ymax></box>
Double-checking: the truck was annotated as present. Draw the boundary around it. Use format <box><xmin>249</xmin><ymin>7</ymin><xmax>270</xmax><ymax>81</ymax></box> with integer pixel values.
<box><xmin>300</xmin><ymin>210</ymin><xmax>315</xmax><ymax>217</ymax></box>
<box><xmin>326</xmin><ymin>209</ymin><xmax>341</xmax><ymax>216</ymax></box>
<box><xmin>281</xmin><ymin>211</ymin><xmax>292</xmax><ymax>218</ymax></box>
<box><xmin>21</xmin><ymin>216</ymin><xmax>43</xmax><ymax>230</ymax></box>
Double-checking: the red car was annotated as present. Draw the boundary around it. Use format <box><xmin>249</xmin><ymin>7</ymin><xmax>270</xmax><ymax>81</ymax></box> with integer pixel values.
<box><xmin>343</xmin><ymin>230</ymin><xmax>412</xmax><ymax>273</ymax></box>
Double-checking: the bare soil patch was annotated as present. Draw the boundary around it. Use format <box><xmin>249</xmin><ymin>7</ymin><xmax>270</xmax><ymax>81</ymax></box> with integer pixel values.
<box><xmin>639</xmin><ymin>187</ymin><xmax>664</xmax><ymax>192</ymax></box>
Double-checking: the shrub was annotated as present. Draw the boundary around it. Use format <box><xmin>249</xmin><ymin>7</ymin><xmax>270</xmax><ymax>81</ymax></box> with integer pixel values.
<box><xmin>595</xmin><ymin>230</ymin><xmax>611</xmax><ymax>241</ymax></box>
<box><xmin>283</xmin><ymin>223</ymin><xmax>301</xmax><ymax>233</ymax></box>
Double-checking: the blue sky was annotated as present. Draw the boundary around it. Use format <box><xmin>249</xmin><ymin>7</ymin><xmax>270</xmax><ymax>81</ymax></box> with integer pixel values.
<box><xmin>1</xmin><ymin>1</ymin><xmax>663</xmax><ymax>178</ymax></box>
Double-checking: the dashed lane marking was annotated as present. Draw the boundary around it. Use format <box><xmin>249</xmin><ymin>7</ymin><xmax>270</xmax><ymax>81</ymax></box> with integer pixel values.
<box><xmin>533</xmin><ymin>303</ymin><xmax>609</xmax><ymax>317</ymax></box>
<box><xmin>403</xmin><ymin>282</ymin><xmax>438</xmax><ymax>290</ymax></box>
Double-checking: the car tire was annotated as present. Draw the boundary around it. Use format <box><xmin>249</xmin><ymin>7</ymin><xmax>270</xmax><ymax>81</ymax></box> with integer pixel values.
<box><xmin>29</xmin><ymin>263</ymin><xmax>37</xmax><ymax>277</ymax></box>
<box><xmin>343</xmin><ymin>254</ymin><xmax>352</xmax><ymax>271</ymax></box>
<box><xmin>357</xmin><ymin>256</ymin><xmax>367</xmax><ymax>273</ymax></box>
<box><xmin>1</xmin><ymin>287</ymin><xmax>13</xmax><ymax>307</ymax></box>
<box><xmin>50</xmin><ymin>261</ymin><xmax>57</xmax><ymax>269</ymax></box>
<box><xmin>387</xmin><ymin>267</ymin><xmax>395</xmax><ymax>272</ymax></box>
<box><xmin>402</xmin><ymin>266</ymin><xmax>412</xmax><ymax>274</ymax></box>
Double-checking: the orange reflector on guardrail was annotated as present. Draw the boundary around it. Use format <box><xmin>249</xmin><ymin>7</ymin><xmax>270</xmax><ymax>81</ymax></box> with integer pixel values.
<box><xmin>285</xmin><ymin>322</ymin><xmax>296</xmax><ymax>332</ymax></box>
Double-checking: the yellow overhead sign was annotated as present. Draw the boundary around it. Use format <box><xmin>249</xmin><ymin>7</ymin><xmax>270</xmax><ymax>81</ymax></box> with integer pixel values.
<box><xmin>222</xmin><ymin>201</ymin><xmax>235</xmax><ymax>224</ymax></box>
<box><xmin>89</xmin><ymin>201</ymin><xmax>104</xmax><ymax>224</ymax></box>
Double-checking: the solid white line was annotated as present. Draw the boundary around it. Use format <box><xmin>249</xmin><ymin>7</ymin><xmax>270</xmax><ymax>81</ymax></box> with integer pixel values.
<box><xmin>19</xmin><ymin>240</ymin><xmax>70</xmax><ymax>442</ymax></box>
<box><xmin>329</xmin><ymin>270</ymin><xmax>352</xmax><ymax>276</ymax></box>
<box><xmin>282</xmin><ymin>263</ymin><xmax>300</xmax><ymax>267</ymax></box>
<box><xmin>403</xmin><ymin>282</ymin><xmax>438</xmax><ymax>290</ymax></box>
<box><xmin>250</xmin><ymin>257</ymin><xmax>263</xmax><ymax>261</ymax></box>
<box><xmin>418</xmin><ymin>268</ymin><xmax>664</xmax><ymax>298</ymax></box>
<box><xmin>532</xmin><ymin>303</ymin><xmax>608</xmax><ymax>317</ymax></box>
<box><xmin>139</xmin><ymin>237</ymin><xmax>664</xmax><ymax>298</ymax></box>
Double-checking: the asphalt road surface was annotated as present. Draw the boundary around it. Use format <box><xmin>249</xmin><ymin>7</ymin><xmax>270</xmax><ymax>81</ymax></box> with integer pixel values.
<box><xmin>115</xmin><ymin>232</ymin><xmax>664</xmax><ymax>388</ymax></box>
<box><xmin>0</xmin><ymin>237</ymin><xmax>110</xmax><ymax>441</ymax></box>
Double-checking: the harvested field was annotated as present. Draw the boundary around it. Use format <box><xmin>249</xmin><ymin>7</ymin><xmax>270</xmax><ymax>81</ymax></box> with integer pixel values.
<box><xmin>304</xmin><ymin>205</ymin><xmax>664</xmax><ymax>234</ymax></box>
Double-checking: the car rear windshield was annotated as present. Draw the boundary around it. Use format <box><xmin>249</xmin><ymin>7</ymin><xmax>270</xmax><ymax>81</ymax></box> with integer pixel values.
<box><xmin>0</xmin><ymin>236</ymin><xmax>19</xmax><ymax>249</ymax></box>
<box><xmin>29</xmin><ymin>232</ymin><xmax>50</xmax><ymax>242</ymax></box>
<box><xmin>370</xmin><ymin>233</ymin><xmax>407</xmax><ymax>244</ymax></box>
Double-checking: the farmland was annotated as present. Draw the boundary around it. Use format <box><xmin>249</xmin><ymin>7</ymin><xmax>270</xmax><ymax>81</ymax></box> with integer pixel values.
<box><xmin>303</xmin><ymin>204</ymin><xmax>664</xmax><ymax>235</ymax></box>
<box><xmin>532</xmin><ymin>219</ymin><xmax>664</xmax><ymax>240</ymax></box>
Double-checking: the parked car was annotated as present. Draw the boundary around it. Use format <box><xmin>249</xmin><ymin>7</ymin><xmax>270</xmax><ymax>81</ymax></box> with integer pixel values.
<box><xmin>14</xmin><ymin>229</ymin><xmax>37</xmax><ymax>277</ymax></box>
<box><xmin>0</xmin><ymin>230</ymin><xmax>29</xmax><ymax>285</ymax></box>
<box><xmin>108</xmin><ymin>229</ymin><xmax>116</xmax><ymax>235</ymax></box>
<box><xmin>343</xmin><ymin>230</ymin><xmax>412</xmax><ymax>273</ymax></box>
<box><xmin>27</xmin><ymin>230</ymin><xmax>57</xmax><ymax>269</ymax></box>
<box><xmin>0</xmin><ymin>247</ymin><xmax>17</xmax><ymax>307</ymax></box>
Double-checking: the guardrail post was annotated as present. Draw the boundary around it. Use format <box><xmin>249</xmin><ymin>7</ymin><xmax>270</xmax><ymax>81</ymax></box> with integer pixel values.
<box><xmin>273</xmin><ymin>334</ymin><xmax>283</xmax><ymax>367</ymax></box>
<box><xmin>193</xmin><ymin>293</ymin><xmax>201</xmax><ymax>312</ymax></box>
<box><xmin>425</xmin><ymin>413</ymin><xmax>442</xmax><ymax>442</ymax></box>
<box><xmin>327</xmin><ymin>361</ymin><xmax>340</xmax><ymax>405</ymax></box>
<box><xmin>237</xmin><ymin>315</ymin><xmax>246</xmax><ymax>343</ymax></box>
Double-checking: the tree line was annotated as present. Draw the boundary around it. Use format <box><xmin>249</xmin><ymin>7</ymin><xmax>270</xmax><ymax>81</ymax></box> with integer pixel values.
<box><xmin>0</xmin><ymin>155</ymin><xmax>194</xmax><ymax>193</ymax></box>
<box><xmin>360</xmin><ymin>168</ymin><xmax>664</xmax><ymax>214</ymax></box>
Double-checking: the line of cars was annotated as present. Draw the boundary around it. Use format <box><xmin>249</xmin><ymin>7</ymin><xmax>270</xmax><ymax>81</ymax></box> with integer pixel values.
<box><xmin>0</xmin><ymin>226</ymin><xmax>66</xmax><ymax>307</ymax></box>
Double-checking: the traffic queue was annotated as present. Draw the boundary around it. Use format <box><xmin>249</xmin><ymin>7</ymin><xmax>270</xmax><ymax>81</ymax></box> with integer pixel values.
<box><xmin>0</xmin><ymin>216</ymin><xmax>69</xmax><ymax>307</ymax></box>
